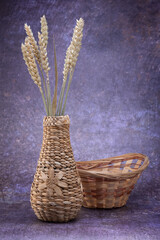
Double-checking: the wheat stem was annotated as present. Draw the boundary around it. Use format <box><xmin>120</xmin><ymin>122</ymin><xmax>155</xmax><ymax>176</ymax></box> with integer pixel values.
<box><xmin>62</xmin><ymin>68</ymin><xmax>75</xmax><ymax>115</ymax></box>
<box><xmin>52</xmin><ymin>35</ymin><xmax>58</xmax><ymax>116</ymax></box>
<box><xmin>56</xmin><ymin>87</ymin><xmax>62</xmax><ymax>115</ymax></box>
<box><xmin>39</xmin><ymin>87</ymin><xmax>48</xmax><ymax>114</ymax></box>
<box><xmin>46</xmin><ymin>74</ymin><xmax>52</xmax><ymax>116</ymax></box>
<box><xmin>39</xmin><ymin>67</ymin><xmax>49</xmax><ymax>115</ymax></box>
<box><xmin>57</xmin><ymin>79</ymin><xmax>66</xmax><ymax>115</ymax></box>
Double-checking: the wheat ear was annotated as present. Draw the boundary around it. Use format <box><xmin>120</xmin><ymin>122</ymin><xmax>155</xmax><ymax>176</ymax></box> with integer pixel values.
<box><xmin>24</xmin><ymin>23</ymin><xmax>48</xmax><ymax>112</ymax></box>
<box><xmin>38</xmin><ymin>23</ymin><xmax>52</xmax><ymax>115</ymax></box>
<box><xmin>24</xmin><ymin>24</ymin><xmax>41</xmax><ymax>66</ymax></box>
<box><xmin>40</xmin><ymin>15</ymin><xmax>48</xmax><ymax>48</ymax></box>
<box><xmin>21</xmin><ymin>38</ymin><xmax>47</xmax><ymax>114</ymax></box>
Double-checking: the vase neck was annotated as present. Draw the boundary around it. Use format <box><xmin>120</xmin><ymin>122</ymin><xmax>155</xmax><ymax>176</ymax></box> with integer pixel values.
<box><xmin>41</xmin><ymin>115</ymin><xmax>72</xmax><ymax>159</ymax></box>
<box><xmin>43</xmin><ymin>115</ymin><xmax>70</xmax><ymax>127</ymax></box>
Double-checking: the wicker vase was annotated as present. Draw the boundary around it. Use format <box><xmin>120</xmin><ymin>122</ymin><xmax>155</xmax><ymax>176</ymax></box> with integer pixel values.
<box><xmin>30</xmin><ymin>115</ymin><xmax>83</xmax><ymax>222</ymax></box>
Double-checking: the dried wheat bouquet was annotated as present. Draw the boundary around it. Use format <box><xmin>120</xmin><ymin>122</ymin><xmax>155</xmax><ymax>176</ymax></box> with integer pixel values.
<box><xmin>21</xmin><ymin>16</ymin><xmax>84</xmax><ymax>116</ymax></box>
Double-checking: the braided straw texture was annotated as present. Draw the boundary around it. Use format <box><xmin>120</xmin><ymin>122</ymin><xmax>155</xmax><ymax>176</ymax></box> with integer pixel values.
<box><xmin>30</xmin><ymin>115</ymin><xmax>83</xmax><ymax>222</ymax></box>
<box><xmin>76</xmin><ymin>153</ymin><xmax>149</xmax><ymax>209</ymax></box>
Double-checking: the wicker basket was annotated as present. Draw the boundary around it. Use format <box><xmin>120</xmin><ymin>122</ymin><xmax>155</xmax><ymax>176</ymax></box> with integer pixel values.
<box><xmin>76</xmin><ymin>153</ymin><xmax>149</xmax><ymax>209</ymax></box>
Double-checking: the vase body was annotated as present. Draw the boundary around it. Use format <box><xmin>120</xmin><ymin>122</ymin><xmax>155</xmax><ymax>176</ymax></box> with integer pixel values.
<box><xmin>30</xmin><ymin>115</ymin><xmax>83</xmax><ymax>222</ymax></box>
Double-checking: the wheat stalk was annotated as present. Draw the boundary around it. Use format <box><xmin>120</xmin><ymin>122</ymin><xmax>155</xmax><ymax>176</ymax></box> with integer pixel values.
<box><xmin>38</xmin><ymin>28</ymin><xmax>52</xmax><ymax>115</ymax></box>
<box><xmin>52</xmin><ymin>35</ymin><xmax>58</xmax><ymax>116</ymax></box>
<box><xmin>24</xmin><ymin>23</ymin><xmax>48</xmax><ymax>113</ymax></box>
<box><xmin>62</xmin><ymin>68</ymin><xmax>75</xmax><ymax>115</ymax></box>
<box><xmin>21</xmin><ymin>38</ymin><xmax>47</xmax><ymax>113</ymax></box>
<box><xmin>57</xmin><ymin>18</ymin><xmax>84</xmax><ymax>115</ymax></box>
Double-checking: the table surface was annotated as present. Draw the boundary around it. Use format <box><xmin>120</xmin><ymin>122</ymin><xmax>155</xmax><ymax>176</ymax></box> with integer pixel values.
<box><xmin>1</xmin><ymin>194</ymin><xmax>160</xmax><ymax>240</ymax></box>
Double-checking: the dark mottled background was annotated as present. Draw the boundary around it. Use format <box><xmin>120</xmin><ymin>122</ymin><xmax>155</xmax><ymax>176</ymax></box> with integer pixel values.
<box><xmin>0</xmin><ymin>0</ymin><xmax>160</xmax><ymax>239</ymax></box>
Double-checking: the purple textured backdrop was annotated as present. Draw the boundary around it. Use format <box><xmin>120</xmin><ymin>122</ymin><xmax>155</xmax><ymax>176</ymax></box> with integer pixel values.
<box><xmin>0</xmin><ymin>0</ymin><xmax>160</xmax><ymax>239</ymax></box>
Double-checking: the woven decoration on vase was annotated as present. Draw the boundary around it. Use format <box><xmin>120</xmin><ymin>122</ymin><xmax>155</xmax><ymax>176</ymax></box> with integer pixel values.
<box><xmin>76</xmin><ymin>153</ymin><xmax>149</xmax><ymax>209</ymax></box>
<box><xmin>30</xmin><ymin>115</ymin><xmax>83</xmax><ymax>222</ymax></box>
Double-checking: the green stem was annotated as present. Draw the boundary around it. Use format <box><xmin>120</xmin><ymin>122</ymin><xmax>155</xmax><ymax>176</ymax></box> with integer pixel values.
<box><xmin>52</xmin><ymin>35</ymin><xmax>58</xmax><ymax>116</ymax></box>
<box><xmin>46</xmin><ymin>74</ymin><xmax>52</xmax><ymax>116</ymax></box>
<box><xmin>39</xmin><ymin>88</ymin><xmax>48</xmax><ymax>115</ymax></box>
<box><xmin>56</xmin><ymin>87</ymin><xmax>62</xmax><ymax>115</ymax></box>
<box><xmin>40</xmin><ymin>67</ymin><xmax>49</xmax><ymax>115</ymax></box>
<box><xmin>62</xmin><ymin>68</ymin><xmax>75</xmax><ymax>115</ymax></box>
<box><xmin>58</xmin><ymin>84</ymin><xmax>65</xmax><ymax>115</ymax></box>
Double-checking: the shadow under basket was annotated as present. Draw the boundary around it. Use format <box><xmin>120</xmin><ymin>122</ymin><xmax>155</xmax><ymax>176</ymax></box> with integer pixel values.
<box><xmin>76</xmin><ymin>153</ymin><xmax>149</xmax><ymax>209</ymax></box>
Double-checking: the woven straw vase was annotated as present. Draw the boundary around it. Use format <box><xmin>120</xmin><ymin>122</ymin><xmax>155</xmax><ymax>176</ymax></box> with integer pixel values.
<box><xmin>30</xmin><ymin>115</ymin><xmax>83</xmax><ymax>222</ymax></box>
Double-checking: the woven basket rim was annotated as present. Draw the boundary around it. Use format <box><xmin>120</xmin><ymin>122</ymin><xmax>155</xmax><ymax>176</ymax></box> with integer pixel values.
<box><xmin>76</xmin><ymin>153</ymin><xmax>149</xmax><ymax>180</ymax></box>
